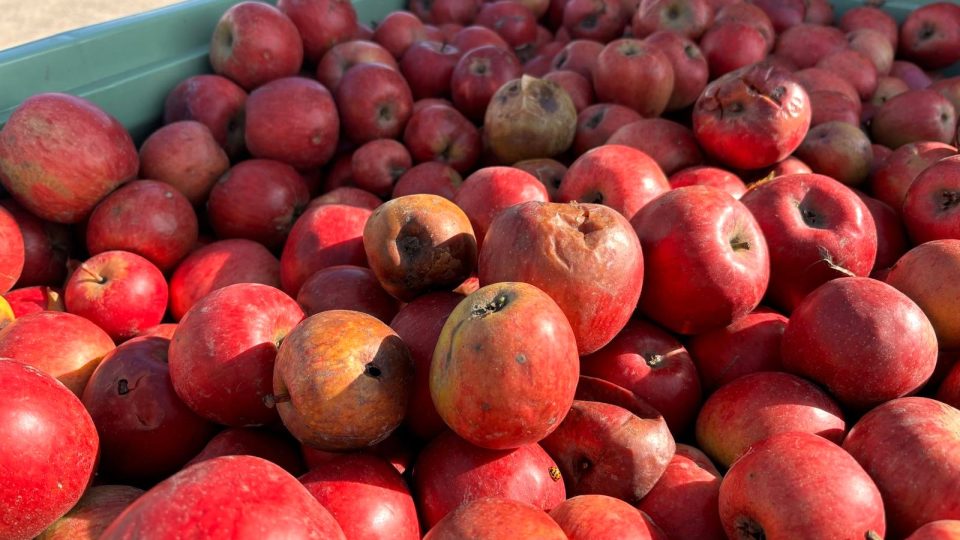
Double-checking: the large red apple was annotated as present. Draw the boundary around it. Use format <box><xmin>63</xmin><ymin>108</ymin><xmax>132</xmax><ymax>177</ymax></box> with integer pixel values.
<box><xmin>632</xmin><ymin>185</ymin><xmax>769</xmax><ymax>334</ymax></box>
<box><xmin>898</xmin><ymin>2</ymin><xmax>960</xmax><ymax>70</ymax></box>
<box><xmin>296</xmin><ymin>265</ymin><xmax>399</xmax><ymax>322</ymax></box>
<box><xmin>277</xmin><ymin>0</ymin><xmax>358</xmax><ymax>63</ymax></box>
<box><xmin>869</xmin><ymin>141</ymin><xmax>957</xmax><ymax>216</ymax></box>
<box><xmin>280</xmin><ymin>203</ymin><xmax>371</xmax><ymax>295</ymax></box>
<box><xmin>336</xmin><ymin>63</ymin><xmax>414</xmax><ymax>144</ymax></box>
<box><xmin>782</xmin><ymin>277</ymin><xmax>938</xmax><ymax>410</ymax></box>
<box><xmin>871</xmin><ymin>90</ymin><xmax>957</xmax><ymax>149</ymax></box>
<box><xmin>403</xmin><ymin>103</ymin><xmax>482</xmax><ymax>173</ymax></box>
<box><xmin>316</xmin><ymin>39</ymin><xmax>398</xmax><ymax>92</ymax></box>
<box><xmin>162</xmin><ymin>75</ymin><xmax>247</xmax><ymax>159</ymax></box>
<box><xmin>687</xmin><ymin>307</ymin><xmax>787</xmax><ymax>391</ymax></box>
<box><xmin>450</xmin><ymin>45</ymin><xmax>523</xmax><ymax>122</ymax></box>
<box><xmin>593</xmin><ymin>39</ymin><xmax>674</xmax><ymax>118</ymax></box>
<box><xmin>186</xmin><ymin>427</ymin><xmax>305</xmax><ymax>475</ymax></box>
<box><xmin>431</xmin><ymin>282</ymin><xmax>579</xmax><ymax>449</ymax></box>
<box><xmin>572</xmin><ymin>103</ymin><xmax>643</xmax><ymax>156</ymax></box>
<box><xmin>843</xmin><ymin>397</ymin><xmax>960</xmax><ymax>537</ymax></box>
<box><xmin>636</xmin><ymin>445</ymin><xmax>724</xmax><ymax>540</ymax></box>
<box><xmin>720</xmin><ymin>431</ymin><xmax>885</xmax><ymax>540</ymax></box>
<box><xmin>453</xmin><ymin>166</ymin><xmax>548</xmax><ymax>248</ymax></box>
<box><xmin>902</xmin><ymin>155</ymin><xmax>960</xmax><ymax>244</ymax></box>
<box><xmin>139</xmin><ymin>120</ymin><xmax>231</xmax><ymax>206</ymax></box>
<box><xmin>100</xmin><ymin>456</ymin><xmax>346</xmax><ymax>539</ymax></box>
<box><xmin>168</xmin><ymin>283</ymin><xmax>304</xmax><ymax>426</ymax></box>
<box><xmin>0</xmin><ymin>93</ymin><xmax>138</xmax><ymax>223</ymax></box>
<box><xmin>209</xmin><ymin>1</ymin><xmax>303</xmax><ymax>90</ymax></box>
<box><xmin>0</xmin><ymin>359</ymin><xmax>99</xmax><ymax>540</ymax></box>
<box><xmin>0</xmin><ymin>200</ymin><xmax>71</xmax><ymax>288</ymax></box>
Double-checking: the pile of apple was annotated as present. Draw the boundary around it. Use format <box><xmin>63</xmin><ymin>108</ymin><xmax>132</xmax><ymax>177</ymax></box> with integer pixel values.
<box><xmin>1</xmin><ymin>0</ymin><xmax>960</xmax><ymax>538</ymax></box>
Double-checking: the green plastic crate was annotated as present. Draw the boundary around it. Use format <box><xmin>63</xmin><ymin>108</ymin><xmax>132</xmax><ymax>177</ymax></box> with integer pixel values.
<box><xmin>0</xmin><ymin>0</ymin><xmax>955</xmax><ymax>141</ymax></box>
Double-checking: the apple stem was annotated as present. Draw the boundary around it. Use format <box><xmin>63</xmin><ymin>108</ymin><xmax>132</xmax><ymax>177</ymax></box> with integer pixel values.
<box><xmin>263</xmin><ymin>393</ymin><xmax>290</xmax><ymax>408</ymax></box>
<box><xmin>77</xmin><ymin>263</ymin><xmax>107</xmax><ymax>284</ymax></box>
<box><xmin>730</xmin><ymin>240</ymin><xmax>751</xmax><ymax>251</ymax></box>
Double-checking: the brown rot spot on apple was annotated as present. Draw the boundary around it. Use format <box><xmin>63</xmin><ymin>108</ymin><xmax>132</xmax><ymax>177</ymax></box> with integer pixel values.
<box><xmin>734</xmin><ymin>516</ymin><xmax>766</xmax><ymax>540</ymax></box>
<box><xmin>585</xmin><ymin>109</ymin><xmax>605</xmax><ymax>129</ymax></box>
<box><xmin>117</xmin><ymin>379</ymin><xmax>130</xmax><ymax>395</ymax></box>
<box><xmin>516</xmin><ymin>353</ymin><xmax>527</xmax><ymax>364</ymax></box>
<box><xmin>470</xmin><ymin>292</ymin><xmax>512</xmax><ymax>319</ymax></box>
<box><xmin>538</xmin><ymin>87</ymin><xmax>559</xmax><ymax>113</ymax></box>
<box><xmin>940</xmin><ymin>190</ymin><xmax>960</xmax><ymax>212</ymax></box>
<box><xmin>580</xmin><ymin>13</ymin><xmax>599</xmax><ymax>30</ymax></box>
<box><xmin>919</xmin><ymin>23</ymin><xmax>936</xmax><ymax>41</ymax></box>
<box><xmin>363</xmin><ymin>363</ymin><xmax>382</xmax><ymax>378</ymax></box>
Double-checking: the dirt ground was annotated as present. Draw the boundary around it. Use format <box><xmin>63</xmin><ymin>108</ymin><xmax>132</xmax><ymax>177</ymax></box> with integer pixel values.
<box><xmin>0</xmin><ymin>0</ymin><xmax>186</xmax><ymax>51</ymax></box>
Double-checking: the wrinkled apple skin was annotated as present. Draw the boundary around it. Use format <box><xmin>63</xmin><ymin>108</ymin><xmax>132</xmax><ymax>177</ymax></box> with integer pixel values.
<box><xmin>431</xmin><ymin>282</ymin><xmax>579</xmax><ymax>449</ymax></box>
<box><xmin>693</xmin><ymin>65</ymin><xmax>811</xmax><ymax>170</ymax></box>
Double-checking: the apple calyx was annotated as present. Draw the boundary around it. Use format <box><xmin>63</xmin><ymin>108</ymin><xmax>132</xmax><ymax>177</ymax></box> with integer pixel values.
<box><xmin>940</xmin><ymin>190</ymin><xmax>959</xmax><ymax>212</ymax></box>
<box><xmin>734</xmin><ymin>516</ymin><xmax>765</xmax><ymax>540</ymax></box>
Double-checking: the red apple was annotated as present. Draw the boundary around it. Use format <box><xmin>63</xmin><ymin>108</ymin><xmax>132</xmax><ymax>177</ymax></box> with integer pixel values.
<box><xmin>351</xmin><ymin>139</ymin><xmax>412</xmax><ymax>197</ymax></box>
<box><xmin>316</xmin><ymin>39</ymin><xmax>398</xmax><ymax>92</ymax></box>
<box><xmin>558</xmin><ymin>144</ymin><xmax>668</xmax><ymax>221</ymax></box>
<box><xmin>209</xmin><ymin>1</ymin><xmax>303</xmax><ymax>91</ymax></box>
<box><xmin>64</xmin><ymin>251</ymin><xmax>168</xmax><ymax>342</ymax></box>
<box><xmin>0</xmin><ymin>200</ymin><xmax>70</xmax><ymax>288</ymax></box>
<box><xmin>774</xmin><ymin>23</ymin><xmax>846</xmax><ymax>70</ymax></box>
<box><xmin>847</xmin><ymin>28</ymin><xmax>894</xmax><ymax>76</ymax></box>
<box><xmin>792</xmin><ymin>67</ymin><xmax>860</xmax><ymax>105</ymax></box>
<box><xmin>607</xmin><ymin>118</ymin><xmax>703</xmax><ymax>176</ymax></box>
<box><xmin>572</xmin><ymin>103</ymin><xmax>644</xmax><ymax>156</ymax></box>
<box><xmin>400</xmin><ymin>41</ymin><xmax>462</xmax><ymax>100</ymax></box>
<box><xmin>632</xmin><ymin>0</ymin><xmax>711</xmax><ymax>40</ymax></box>
<box><xmin>551</xmin><ymin>39</ymin><xmax>604</xmax><ymax>79</ymax></box>
<box><xmin>450</xmin><ymin>45</ymin><xmax>523</xmax><ymax>122</ymax></box>
<box><xmin>336</xmin><ymin>63</ymin><xmax>414</xmax><ymax>144</ymax></box>
<box><xmin>513</xmin><ymin>158</ymin><xmax>567</xmax><ymax>201</ymax></box>
<box><xmin>86</xmin><ymin>180</ymin><xmax>198</xmax><ymax>272</ymax></box>
<box><xmin>699</xmin><ymin>22</ymin><xmax>770</xmax><ymax>77</ymax></box>
<box><xmin>543</xmin><ymin>70</ymin><xmax>594</xmax><ymax>112</ymax></box>
<box><xmin>163</xmin><ymin>74</ymin><xmax>247</xmax><ymax>158</ymax></box>
<box><xmin>886</xmin><ymin>240</ymin><xmax>960</xmax><ymax>350</ymax></box>
<box><xmin>903</xmin><ymin>155</ymin><xmax>960</xmax><ymax>244</ymax></box>
<box><xmin>310</xmin><ymin>186</ymin><xmax>383</xmax><ymax>210</ymax></box>
<box><xmin>794</xmin><ymin>121</ymin><xmax>873</xmax><ymax>186</ymax></box>
<box><xmin>452</xmin><ymin>25</ymin><xmax>511</xmax><ymax>54</ymax></box>
<box><xmin>403</xmin><ymin>103</ymin><xmax>482</xmax><ymax>173</ymax></box>
<box><xmin>185</xmin><ymin>427</ymin><xmax>306</xmax><ymax>476</ymax></box>
<box><xmin>280</xmin><ymin>203</ymin><xmax>371</xmax><ymax>295</ymax></box>
<box><xmin>424</xmin><ymin>497</ymin><xmax>566</xmax><ymax>539</ymax></box>
<box><xmin>296</xmin><ymin>265</ymin><xmax>399</xmax><ymax>322</ymax></box>
<box><xmin>0</xmin><ymin>359</ymin><xmax>99</xmax><ymax>540</ymax></box>
<box><xmin>393</xmin><ymin>161</ymin><xmax>463</xmax><ymax>200</ymax></box>
<box><xmin>410</xmin><ymin>0</ymin><xmax>480</xmax><ymax>25</ymax></box>
<box><xmin>563</xmin><ymin>0</ymin><xmax>627</xmax><ymax>43</ymax></box>
<box><xmin>898</xmin><ymin>2</ymin><xmax>960</xmax><ymax>70</ymax></box>
<box><xmin>373</xmin><ymin>10</ymin><xmax>428</xmax><ymax>59</ymax></box>
<box><xmin>843</xmin><ymin>397</ymin><xmax>960</xmax><ymax>537</ymax></box>
<box><xmin>839</xmin><ymin>6</ymin><xmax>898</xmax><ymax>50</ymax></box>
<box><xmin>2</xmin><ymin>286</ymin><xmax>64</xmax><ymax>318</ymax></box>
<box><xmin>168</xmin><ymin>283</ymin><xmax>304</xmax><ymax>426</ymax></box>
<box><xmin>476</xmin><ymin>1</ymin><xmax>538</xmax><ymax>50</ymax></box>
<box><xmin>669</xmin><ymin>166</ymin><xmax>746</xmax><ymax>199</ymax></box>
<box><xmin>0</xmin><ymin>205</ymin><xmax>24</xmax><ymax>293</ymax></box>
<box><xmin>277</xmin><ymin>0</ymin><xmax>358</xmax><ymax>63</ymax></box>
<box><xmin>245</xmin><ymin>77</ymin><xmax>340</xmax><ymax>169</ymax></box>
<box><xmin>100</xmin><ymin>456</ymin><xmax>346</xmax><ymax>539</ymax></box>
<box><xmin>907</xmin><ymin>521</ymin><xmax>960</xmax><ymax>540</ymax></box>
<box><xmin>453</xmin><ymin>166</ymin><xmax>548</xmax><ymax>248</ymax></box>
<box><xmin>0</xmin><ymin>93</ymin><xmax>138</xmax><ymax>223</ymax></box>
<box><xmin>593</xmin><ymin>39</ymin><xmax>674</xmax><ymax>118</ymax></box>
<box><xmin>687</xmin><ymin>307</ymin><xmax>786</xmax><ymax>392</ymax></box>
<box><xmin>870</xmin><ymin>141</ymin><xmax>957</xmax><ymax>215</ymax></box>
<box><xmin>871</xmin><ymin>89</ymin><xmax>957</xmax><ymax>149</ymax></box>
<box><xmin>551</xmin><ymin>495</ymin><xmax>668</xmax><ymax>540</ymax></box>
<box><xmin>783</xmin><ymin>277</ymin><xmax>938</xmax><ymax>409</ymax></box>
<box><xmin>636</xmin><ymin>445</ymin><xmax>723</xmax><ymax>540</ymax></box>
<box><xmin>431</xmin><ymin>282</ymin><xmax>579</xmax><ymax>449</ymax></box>
<box><xmin>139</xmin><ymin>120</ymin><xmax>230</xmax><ymax>206</ymax></box>
<box><xmin>81</xmin><ymin>335</ymin><xmax>216</xmax><ymax>484</ymax></box>
<box><xmin>719</xmin><ymin>432</ymin><xmax>886</xmax><ymax>540</ymax></box>
<box><xmin>856</xmin><ymin>193</ymin><xmax>909</xmax><ymax>274</ymax></box>
<box><xmin>37</xmin><ymin>485</ymin><xmax>143</xmax><ymax>540</ymax></box>
<box><xmin>644</xmin><ymin>30</ymin><xmax>709</xmax><ymax>112</ymax></box>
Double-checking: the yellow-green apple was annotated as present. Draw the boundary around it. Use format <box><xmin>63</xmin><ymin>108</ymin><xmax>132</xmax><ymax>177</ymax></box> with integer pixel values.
<box><xmin>412</xmin><ymin>431</ymin><xmax>565</xmax><ymax>527</ymax></box>
<box><xmin>209</xmin><ymin>1</ymin><xmax>303</xmax><ymax>91</ymax></box>
<box><xmin>782</xmin><ymin>277</ymin><xmax>938</xmax><ymax>409</ymax></box>
<box><xmin>740</xmin><ymin>173</ymin><xmax>877</xmax><ymax>312</ymax></box>
<box><xmin>300</xmin><ymin>453</ymin><xmax>419</xmax><ymax>540</ymax></box>
<box><xmin>278</xmin><ymin>0</ymin><xmax>358</xmax><ymax>63</ymax></box>
<box><xmin>81</xmin><ymin>336</ymin><xmax>216</xmax><ymax>485</ymax></box>
<box><xmin>0</xmin><ymin>359</ymin><xmax>99</xmax><ymax>540</ymax></box>
<box><xmin>273</xmin><ymin>310</ymin><xmax>412</xmax><ymax>450</ymax></box>
<box><xmin>207</xmin><ymin>159</ymin><xmax>309</xmax><ymax>250</ymax></box>
<box><xmin>720</xmin><ymin>431</ymin><xmax>885</xmax><ymax>540</ymax></box>
<box><xmin>431</xmin><ymin>282</ymin><xmax>579</xmax><ymax>448</ymax></box>
<box><xmin>886</xmin><ymin>240</ymin><xmax>960</xmax><ymax>349</ymax></box>
<box><xmin>693</xmin><ymin>65</ymin><xmax>811</xmax><ymax>170</ymax></box>
<box><xmin>86</xmin><ymin>180</ymin><xmax>198</xmax><ymax>272</ymax></box>
<box><xmin>424</xmin><ymin>497</ymin><xmax>566</xmax><ymax>539</ymax></box>
<box><xmin>168</xmin><ymin>283</ymin><xmax>304</xmax><ymax>426</ymax></box>
<box><xmin>139</xmin><ymin>120</ymin><xmax>230</xmax><ymax>206</ymax></box>
<box><xmin>453</xmin><ymin>166</ymin><xmax>548</xmax><ymax>248</ymax></box>
<box><xmin>296</xmin><ymin>265</ymin><xmax>399</xmax><ymax>322</ymax></box>
<box><xmin>540</xmin><ymin>400</ymin><xmax>675</xmax><ymax>503</ymax></box>
<box><xmin>551</xmin><ymin>495</ymin><xmax>668</xmax><ymax>540</ymax></box>
<box><xmin>902</xmin><ymin>155</ymin><xmax>960</xmax><ymax>243</ymax></box>
<box><xmin>687</xmin><ymin>307</ymin><xmax>787</xmax><ymax>392</ymax></box>
<box><xmin>99</xmin><ymin>456</ymin><xmax>345</xmax><ymax>539</ymax></box>
<box><xmin>163</xmin><ymin>75</ymin><xmax>247</xmax><ymax>159</ymax></box>
<box><xmin>843</xmin><ymin>397</ymin><xmax>960</xmax><ymax>537</ymax></box>
<box><xmin>636</xmin><ymin>445</ymin><xmax>723</xmax><ymax>540</ymax></box>
<box><xmin>36</xmin><ymin>486</ymin><xmax>143</xmax><ymax>540</ymax></box>
<box><xmin>280</xmin><ymin>203</ymin><xmax>371</xmax><ymax>295</ymax></box>
<box><xmin>0</xmin><ymin>93</ymin><xmax>138</xmax><ymax>224</ymax></box>
<box><xmin>632</xmin><ymin>185</ymin><xmax>769</xmax><ymax>334</ymax></box>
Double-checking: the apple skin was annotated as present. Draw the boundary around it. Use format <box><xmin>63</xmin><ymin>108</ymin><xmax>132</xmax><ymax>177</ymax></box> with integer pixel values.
<box><xmin>373</xmin><ymin>11</ymin><xmax>428</xmax><ymax>59</ymax></box>
<box><xmin>695</xmin><ymin>371</ymin><xmax>845</xmax><ymax>468</ymax></box>
<box><xmin>871</xmin><ymin>90</ymin><xmax>957</xmax><ymax>149</ymax></box>
<box><xmin>632</xmin><ymin>185</ymin><xmax>769</xmax><ymax>335</ymax></box>
<box><xmin>543</xmin><ymin>70</ymin><xmax>594</xmax><ymax>113</ymax></box>
<box><xmin>720</xmin><ymin>432</ymin><xmax>886</xmax><ymax>540</ymax></box>
<box><xmin>0</xmin><ymin>200</ymin><xmax>71</xmax><ymax>288</ymax></box>
<box><xmin>390</xmin><ymin>292</ymin><xmax>463</xmax><ymax>440</ymax></box>
<box><xmin>581</xmin><ymin>318</ymin><xmax>701</xmax><ymax>436</ymax></box>
<box><xmin>424</xmin><ymin>497</ymin><xmax>567</xmax><ymax>540</ymax></box>
<box><xmin>869</xmin><ymin>141</ymin><xmax>957</xmax><ymax>216</ymax></box>
<box><xmin>540</xmin><ymin>400</ymin><xmax>675</xmax><ymax>503</ymax></box>
<box><xmin>403</xmin><ymin>104</ymin><xmax>482</xmax><ymax>174</ymax></box>
<box><xmin>782</xmin><ymin>277</ymin><xmax>938</xmax><ymax>410</ymax></box>
<box><xmin>886</xmin><ymin>240</ymin><xmax>960</xmax><ymax>350</ymax></box>
<box><xmin>99</xmin><ymin>456</ymin><xmax>346</xmax><ymax>540</ymax></box>
<box><xmin>632</xmin><ymin>0</ymin><xmax>711</xmax><ymax>40</ymax></box>
<box><xmin>479</xmin><ymin>201</ymin><xmax>644</xmax><ymax>355</ymax></box>
<box><xmin>400</xmin><ymin>40</ymin><xmax>462</xmax><ymax>100</ymax></box>
<box><xmin>431</xmin><ymin>282</ymin><xmax>579</xmax><ymax>449</ymax></box>
<box><xmin>413</xmin><ymin>431</ymin><xmax>565</xmax><ymax>528</ymax></box>
<box><xmin>363</xmin><ymin>194</ymin><xmax>476</xmax><ymax>302</ymax></box>
<box><xmin>209</xmin><ymin>1</ymin><xmax>303</xmax><ymax>91</ymax></box>
<box><xmin>636</xmin><ymin>445</ymin><xmax>724</xmax><ymax>540</ymax></box>
<box><xmin>669</xmin><ymin>166</ymin><xmax>746</xmax><ymax>199</ymax></box>
<box><xmin>81</xmin><ymin>336</ymin><xmax>216</xmax><ymax>485</ymax></box>
<box><xmin>593</xmin><ymin>39</ymin><xmax>674</xmax><ymax>118</ymax></box>
<box><xmin>843</xmin><ymin>397</ymin><xmax>960</xmax><ymax>537</ymax></box>
<box><xmin>450</xmin><ymin>45</ymin><xmax>523</xmax><ymax>122</ymax></box>
<box><xmin>393</xmin><ymin>161</ymin><xmax>463</xmax><ymax>200</ymax></box>
<box><xmin>453</xmin><ymin>166</ymin><xmax>548</xmax><ymax>248</ymax></box>
<box><xmin>163</xmin><ymin>75</ymin><xmax>247</xmax><ymax>158</ymax></box>
<box><xmin>168</xmin><ymin>283</ymin><xmax>304</xmax><ymax>426</ymax></box>
<box><xmin>351</xmin><ymin>139</ymin><xmax>412</xmax><ymax>197</ymax></box>
<box><xmin>3</xmin><ymin>286</ymin><xmax>63</xmax><ymax>319</ymax></box>
<box><xmin>839</xmin><ymin>6</ymin><xmax>898</xmax><ymax>50</ymax></box>
<box><xmin>300</xmin><ymin>453</ymin><xmax>419</xmax><ymax>540</ymax></box>
<box><xmin>64</xmin><ymin>251</ymin><xmax>168</xmax><ymax>343</ymax></box>
<box><xmin>296</xmin><ymin>265</ymin><xmax>399</xmax><ymax>322</ymax></box>
<box><xmin>36</xmin><ymin>485</ymin><xmax>144</xmax><ymax>540</ymax></box>
<box><xmin>476</xmin><ymin>1</ymin><xmax>537</xmax><ymax>50</ymax></box>
<box><xmin>898</xmin><ymin>2</ymin><xmax>960</xmax><ymax>70</ymax></box>
<box><xmin>902</xmin><ymin>155</ymin><xmax>960</xmax><ymax>244</ymax></box>
<box><xmin>309</xmin><ymin>186</ymin><xmax>383</xmax><ymax>211</ymax></box>
<box><xmin>0</xmin><ymin>93</ymin><xmax>138</xmax><ymax>224</ymax></box>
<box><xmin>644</xmin><ymin>30</ymin><xmax>709</xmax><ymax>112</ymax></box>
<box><xmin>274</xmin><ymin>310</ymin><xmax>412</xmax><ymax>451</ymax></box>
<box><xmin>277</xmin><ymin>0</ymin><xmax>358</xmax><ymax>63</ymax></box>
<box><xmin>607</xmin><ymin>119</ymin><xmax>702</xmax><ymax>177</ymax></box>
<box><xmin>552</xmin><ymin>39</ymin><xmax>604</xmax><ymax>80</ymax></box>
<box><xmin>699</xmin><ymin>22</ymin><xmax>771</xmax><ymax>77</ymax></box>
<box><xmin>245</xmin><ymin>77</ymin><xmax>340</xmax><ymax>170</ymax></box>
<box><xmin>0</xmin><ymin>359</ymin><xmax>99</xmax><ymax>540</ymax></box>
<box><xmin>316</xmin><ymin>39</ymin><xmax>398</xmax><ymax>92</ymax></box>
<box><xmin>452</xmin><ymin>25</ymin><xmax>511</xmax><ymax>54</ymax></box>
<box><xmin>185</xmin><ymin>427</ymin><xmax>306</xmax><ymax>476</ymax></box>
<box><xmin>574</xmin><ymin>376</ymin><xmax>664</xmax><ymax>419</ymax></box>
<box><xmin>907</xmin><ymin>521</ymin><xmax>960</xmax><ymax>540</ymax></box>
<box><xmin>774</xmin><ymin>23</ymin><xmax>846</xmax><ymax>70</ymax></box>
<box><xmin>207</xmin><ymin>159</ymin><xmax>309</xmax><ymax>250</ymax></box>
<box><xmin>512</xmin><ymin>159</ymin><xmax>566</xmax><ymax>201</ymax></box>
<box><xmin>139</xmin><ymin>120</ymin><xmax>231</xmax><ymax>206</ymax></box>
<box><xmin>410</xmin><ymin>0</ymin><xmax>480</xmax><ymax>25</ymax></box>
<box><xmin>693</xmin><ymin>65</ymin><xmax>811</xmax><ymax>170</ymax></box>
<box><xmin>169</xmin><ymin>239</ymin><xmax>280</xmax><ymax>321</ymax></box>
<box><xmin>0</xmin><ymin>205</ymin><xmax>24</xmax><ymax>293</ymax></box>
<box><xmin>280</xmin><ymin>203</ymin><xmax>371</xmax><ymax>296</ymax></box>
<box><xmin>336</xmin><ymin>63</ymin><xmax>414</xmax><ymax>144</ymax></box>
<box><xmin>793</xmin><ymin>121</ymin><xmax>873</xmax><ymax>187</ymax></box>
<box><xmin>572</xmin><ymin>104</ymin><xmax>644</xmax><ymax>159</ymax></box>
<box><xmin>86</xmin><ymin>180</ymin><xmax>198</xmax><ymax>272</ymax></box>
<box><xmin>740</xmin><ymin>173</ymin><xmax>877</xmax><ymax>313</ymax></box>
<box><xmin>551</xmin><ymin>495</ymin><xmax>668</xmax><ymax>540</ymax></box>
<box><xmin>0</xmin><ymin>303</ymin><xmax>108</xmax><ymax>386</ymax></box>
<box><xmin>938</xmin><ymin>356</ymin><xmax>960</xmax><ymax>409</ymax></box>
<box><xmin>792</xmin><ymin>67</ymin><xmax>860</xmax><ymax>105</ymax></box>
<box><xmin>848</xmin><ymin>28</ymin><xmax>894</xmax><ymax>76</ymax></box>
<box><xmin>816</xmin><ymin>50</ymin><xmax>878</xmax><ymax>102</ymax></box>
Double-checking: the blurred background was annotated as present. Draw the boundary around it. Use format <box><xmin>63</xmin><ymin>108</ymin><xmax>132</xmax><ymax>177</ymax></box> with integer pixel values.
<box><xmin>0</xmin><ymin>0</ymin><xmax>185</xmax><ymax>50</ymax></box>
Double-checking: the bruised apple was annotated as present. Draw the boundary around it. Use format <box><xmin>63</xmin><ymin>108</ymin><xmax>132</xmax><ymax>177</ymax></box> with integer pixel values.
<box><xmin>483</xmin><ymin>75</ymin><xmax>577</xmax><ymax>164</ymax></box>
